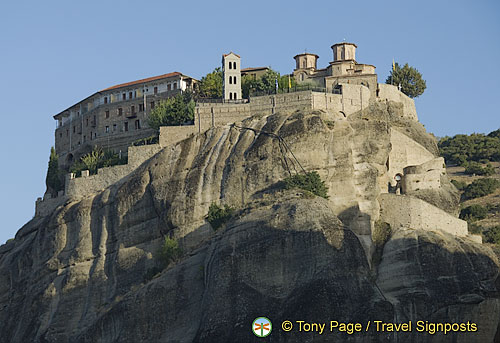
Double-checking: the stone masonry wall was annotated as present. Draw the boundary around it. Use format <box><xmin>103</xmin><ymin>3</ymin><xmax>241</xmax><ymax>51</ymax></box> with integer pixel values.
<box><xmin>64</xmin><ymin>143</ymin><xmax>162</xmax><ymax>198</ymax></box>
<box><xmin>377</xmin><ymin>84</ymin><xmax>417</xmax><ymax>120</ymax></box>
<box><xmin>379</xmin><ymin>193</ymin><xmax>468</xmax><ymax>237</ymax></box>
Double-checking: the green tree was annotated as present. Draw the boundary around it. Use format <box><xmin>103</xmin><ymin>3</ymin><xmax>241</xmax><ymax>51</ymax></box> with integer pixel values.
<box><xmin>463</xmin><ymin>178</ymin><xmax>500</xmax><ymax>199</ymax></box>
<box><xmin>46</xmin><ymin>147</ymin><xmax>63</xmax><ymax>195</ymax></box>
<box><xmin>386</xmin><ymin>62</ymin><xmax>426</xmax><ymax>98</ymax></box>
<box><xmin>438</xmin><ymin>132</ymin><xmax>500</xmax><ymax>165</ymax></box>
<box><xmin>198</xmin><ymin>68</ymin><xmax>223</xmax><ymax>98</ymax></box>
<box><xmin>459</xmin><ymin>204</ymin><xmax>488</xmax><ymax>221</ymax></box>
<box><xmin>147</xmin><ymin>92</ymin><xmax>195</xmax><ymax>130</ymax></box>
<box><xmin>158</xmin><ymin>236</ymin><xmax>182</xmax><ymax>267</ymax></box>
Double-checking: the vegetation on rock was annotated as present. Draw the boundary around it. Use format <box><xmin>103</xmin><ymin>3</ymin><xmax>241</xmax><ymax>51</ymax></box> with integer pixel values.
<box><xmin>46</xmin><ymin>147</ymin><xmax>64</xmax><ymax>195</ymax></box>
<box><xmin>207</xmin><ymin>203</ymin><xmax>234</xmax><ymax>230</ymax></box>
<box><xmin>131</xmin><ymin>134</ymin><xmax>159</xmax><ymax>146</ymax></box>
<box><xmin>158</xmin><ymin>236</ymin><xmax>182</xmax><ymax>267</ymax></box>
<box><xmin>70</xmin><ymin>146</ymin><xmax>127</xmax><ymax>176</ymax></box>
<box><xmin>283</xmin><ymin>171</ymin><xmax>329</xmax><ymax>199</ymax></box>
<box><xmin>372</xmin><ymin>221</ymin><xmax>392</xmax><ymax>266</ymax></box>
<box><xmin>147</xmin><ymin>92</ymin><xmax>195</xmax><ymax>130</ymax></box>
<box><xmin>385</xmin><ymin>62</ymin><xmax>426</xmax><ymax>98</ymax></box>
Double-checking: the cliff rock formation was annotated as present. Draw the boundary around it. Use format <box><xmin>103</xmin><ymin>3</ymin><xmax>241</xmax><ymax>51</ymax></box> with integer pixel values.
<box><xmin>0</xmin><ymin>102</ymin><xmax>499</xmax><ymax>342</ymax></box>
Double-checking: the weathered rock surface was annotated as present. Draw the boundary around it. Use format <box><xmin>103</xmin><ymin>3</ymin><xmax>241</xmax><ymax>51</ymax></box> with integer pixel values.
<box><xmin>0</xmin><ymin>107</ymin><xmax>499</xmax><ymax>342</ymax></box>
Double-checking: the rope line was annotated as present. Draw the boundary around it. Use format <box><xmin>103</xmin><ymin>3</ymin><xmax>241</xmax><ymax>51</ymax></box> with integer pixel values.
<box><xmin>233</xmin><ymin>124</ymin><xmax>306</xmax><ymax>176</ymax></box>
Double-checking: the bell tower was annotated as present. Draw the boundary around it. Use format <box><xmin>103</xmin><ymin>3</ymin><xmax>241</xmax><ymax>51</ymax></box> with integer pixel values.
<box><xmin>222</xmin><ymin>52</ymin><xmax>241</xmax><ymax>101</ymax></box>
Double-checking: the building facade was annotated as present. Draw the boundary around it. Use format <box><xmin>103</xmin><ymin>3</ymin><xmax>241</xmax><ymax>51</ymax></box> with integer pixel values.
<box><xmin>293</xmin><ymin>42</ymin><xmax>377</xmax><ymax>95</ymax></box>
<box><xmin>54</xmin><ymin>72</ymin><xmax>196</xmax><ymax>168</ymax></box>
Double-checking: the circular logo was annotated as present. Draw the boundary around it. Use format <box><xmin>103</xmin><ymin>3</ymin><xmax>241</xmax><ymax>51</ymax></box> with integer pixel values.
<box><xmin>252</xmin><ymin>317</ymin><xmax>272</xmax><ymax>337</ymax></box>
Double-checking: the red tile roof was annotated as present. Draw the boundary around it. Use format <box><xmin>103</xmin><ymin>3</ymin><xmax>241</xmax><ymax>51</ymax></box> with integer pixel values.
<box><xmin>100</xmin><ymin>72</ymin><xmax>183</xmax><ymax>92</ymax></box>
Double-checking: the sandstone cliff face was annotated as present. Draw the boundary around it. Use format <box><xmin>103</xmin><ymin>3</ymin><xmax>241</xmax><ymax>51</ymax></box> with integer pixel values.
<box><xmin>0</xmin><ymin>104</ymin><xmax>499</xmax><ymax>342</ymax></box>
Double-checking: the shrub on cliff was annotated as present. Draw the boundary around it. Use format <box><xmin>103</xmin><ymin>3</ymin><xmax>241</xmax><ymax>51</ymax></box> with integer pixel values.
<box><xmin>158</xmin><ymin>236</ymin><xmax>182</xmax><ymax>267</ymax></box>
<box><xmin>207</xmin><ymin>203</ymin><xmax>234</xmax><ymax>230</ymax></box>
<box><xmin>462</xmin><ymin>178</ymin><xmax>500</xmax><ymax>199</ymax></box>
<box><xmin>283</xmin><ymin>171</ymin><xmax>329</xmax><ymax>199</ymax></box>
<box><xmin>147</xmin><ymin>92</ymin><xmax>195</xmax><ymax>130</ymax></box>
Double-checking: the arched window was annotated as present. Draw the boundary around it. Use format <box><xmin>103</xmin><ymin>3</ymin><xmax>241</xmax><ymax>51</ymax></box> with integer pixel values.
<box><xmin>228</xmin><ymin>62</ymin><xmax>232</xmax><ymax>70</ymax></box>
<box><xmin>233</xmin><ymin>62</ymin><xmax>236</xmax><ymax>69</ymax></box>
<box><xmin>229</xmin><ymin>76</ymin><xmax>232</xmax><ymax>85</ymax></box>
<box><xmin>234</xmin><ymin>92</ymin><xmax>237</xmax><ymax>100</ymax></box>
<box><xmin>234</xmin><ymin>76</ymin><xmax>237</xmax><ymax>84</ymax></box>
<box><xmin>302</xmin><ymin>61</ymin><xmax>306</xmax><ymax>68</ymax></box>
<box><xmin>229</xmin><ymin>92</ymin><xmax>233</xmax><ymax>100</ymax></box>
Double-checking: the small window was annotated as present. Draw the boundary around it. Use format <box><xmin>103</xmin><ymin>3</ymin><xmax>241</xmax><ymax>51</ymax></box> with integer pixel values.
<box><xmin>233</xmin><ymin>62</ymin><xmax>236</xmax><ymax>69</ymax></box>
<box><xmin>131</xmin><ymin>105</ymin><xmax>135</xmax><ymax>114</ymax></box>
<box><xmin>90</xmin><ymin>131</ymin><xmax>93</xmax><ymax>140</ymax></box>
<box><xmin>173</xmin><ymin>82</ymin><xmax>177</xmax><ymax>90</ymax></box>
<box><xmin>124</xmin><ymin>122</ymin><xmax>129</xmax><ymax>132</ymax></box>
<box><xmin>229</xmin><ymin>92</ymin><xmax>233</xmax><ymax>100</ymax></box>
<box><xmin>228</xmin><ymin>62</ymin><xmax>232</xmax><ymax>70</ymax></box>
<box><xmin>122</xmin><ymin>93</ymin><xmax>126</xmax><ymax>100</ymax></box>
<box><xmin>105</xmin><ymin>126</ymin><xmax>109</xmax><ymax>133</ymax></box>
<box><xmin>135</xmin><ymin>120</ymin><xmax>140</xmax><ymax>130</ymax></box>
<box><xmin>139</xmin><ymin>103</ymin><xmax>144</xmax><ymax>112</ymax></box>
<box><xmin>118</xmin><ymin>108</ymin><xmax>122</xmax><ymax>116</ymax></box>
<box><xmin>86</xmin><ymin>118</ymin><xmax>89</xmax><ymax>126</ymax></box>
<box><xmin>113</xmin><ymin>124</ymin><xmax>117</xmax><ymax>132</ymax></box>
<box><xmin>234</xmin><ymin>76</ymin><xmax>237</xmax><ymax>84</ymax></box>
<box><xmin>229</xmin><ymin>77</ymin><xmax>232</xmax><ymax>85</ymax></box>
<box><xmin>167</xmin><ymin>84</ymin><xmax>171</xmax><ymax>91</ymax></box>
<box><xmin>154</xmin><ymin>86</ymin><xmax>158</xmax><ymax>94</ymax></box>
<box><xmin>106</xmin><ymin>110</ymin><xmax>110</xmax><ymax>118</ymax></box>
<box><xmin>129</xmin><ymin>92</ymin><xmax>133</xmax><ymax>99</ymax></box>
<box><xmin>104</xmin><ymin>97</ymin><xmax>108</xmax><ymax>104</ymax></box>
<box><xmin>59</xmin><ymin>132</ymin><xmax>62</xmax><ymax>138</ymax></box>
<box><xmin>150</xmin><ymin>101</ymin><xmax>155</xmax><ymax>109</ymax></box>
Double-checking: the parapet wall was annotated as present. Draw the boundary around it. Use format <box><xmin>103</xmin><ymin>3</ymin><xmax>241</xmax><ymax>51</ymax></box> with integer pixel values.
<box><xmin>64</xmin><ymin>143</ymin><xmax>162</xmax><ymax>198</ymax></box>
<box><xmin>377</xmin><ymin>84</ymin><xmax>417</xmax><ymax>120</ymax></box>
<box><xmin>379</xmin><ymin>193</ymin><xmax>468</xmax><ymax>237</ymax></box>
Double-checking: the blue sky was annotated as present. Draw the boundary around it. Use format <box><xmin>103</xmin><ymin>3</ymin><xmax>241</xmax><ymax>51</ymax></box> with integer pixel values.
<box><xmin>0</xmin><ymin>0</ymin><xmax>499</xmax><ymax>244</ymax></box>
